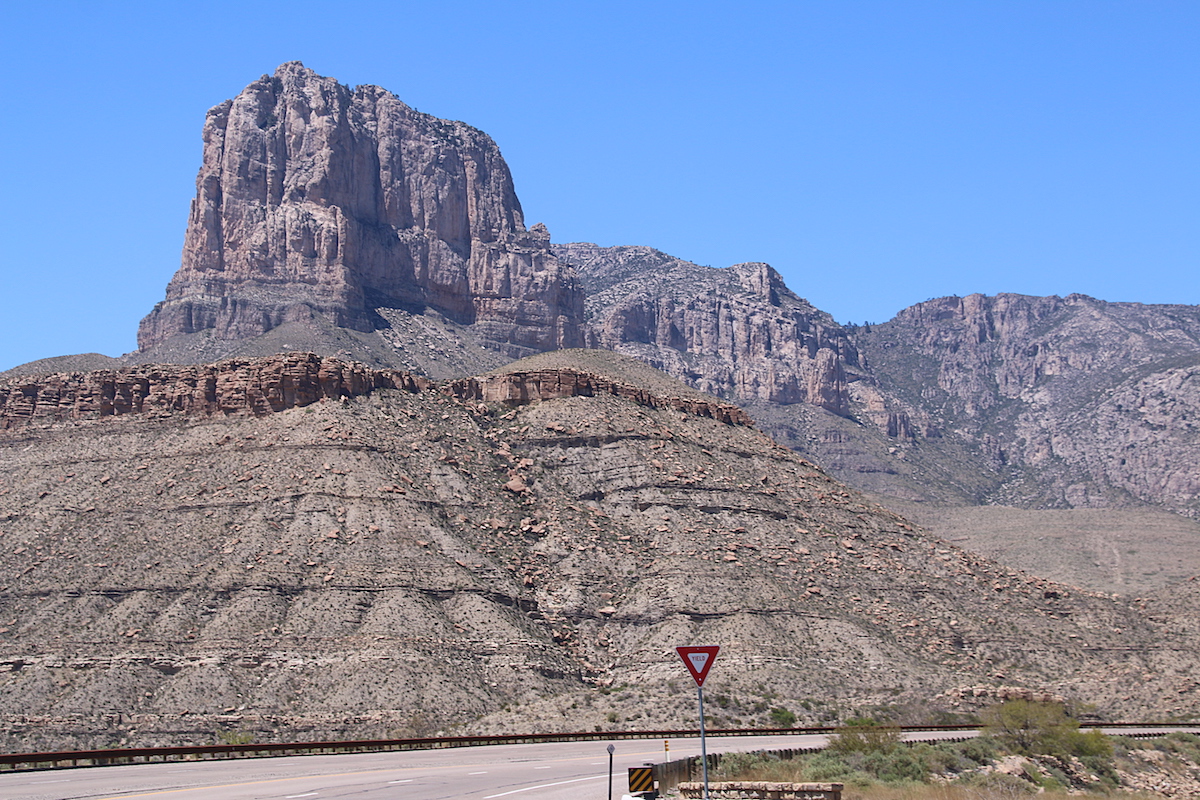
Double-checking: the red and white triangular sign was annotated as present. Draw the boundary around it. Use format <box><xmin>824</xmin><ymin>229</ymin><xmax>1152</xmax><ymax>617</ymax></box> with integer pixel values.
<box><xmin>676</xmin><ymin>645</ymin><xmax>720</xmax><ymax>687</ymax></box>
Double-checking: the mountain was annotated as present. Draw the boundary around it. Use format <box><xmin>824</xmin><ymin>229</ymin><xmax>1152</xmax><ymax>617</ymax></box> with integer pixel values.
<box><xmin>3</xmin><ymin>63</ymin><xmax>1200</xmax><ymax>749</ymax></box>
<box><xmin>135</xmin><ymin>62</ymin><xmax>583</xmax><ymax>374</ymax></box>
<box><xmin>854</xmin><ymin>293</ymin><xmax>1200</xmax><ymax>516</ymax></box>
<box><xmin>0</xmin><ymin>350</ymin><xmax>1191</xmax><ymax>750</ymax></box>
<box><xmin>563</xmin><ymin>244</ymin><xmax>1200</xmax><ymax>520</ymax></box>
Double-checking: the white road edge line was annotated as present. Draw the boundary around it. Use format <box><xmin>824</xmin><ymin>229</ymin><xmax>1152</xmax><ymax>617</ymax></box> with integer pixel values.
<box><xmin>484</xmin><ymin>773</ymin><xmax>607</xmax><ymax>798</ymax></box>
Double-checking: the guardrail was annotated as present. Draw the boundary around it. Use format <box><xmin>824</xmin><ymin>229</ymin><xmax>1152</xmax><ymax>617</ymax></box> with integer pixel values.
<box><xmin>0</xmin><ymin>722</ymin><xmax>1194</xmax><ymax>773</ymax></box>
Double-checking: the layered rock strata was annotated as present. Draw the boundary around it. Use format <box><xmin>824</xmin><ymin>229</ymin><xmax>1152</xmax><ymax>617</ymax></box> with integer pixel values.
<box><xmin>0</xmin><ymin>350</ymin><xmax>1192</xmax><ymax>751</ymax></box>
<box><xmin>0</xmin><ymin>352</ymin><xmax>750</xmax><ymax>430</ymax></box>
<box><xmin>855</xmin><ymin>293</ymin><xmax>1200</xmax><ymax>514</ymax></box>
<box><xmin>139</xmin><ymin>62</ymin><xmax>583</xmax><ymax>358</ymax></box>
<box><xmin>450</xmin><ymin>368</ymin><xmax>752</xmax><ymax>425</ymax></box>
<box><xmin>557</xmin><ymin>244</ymin><xmax>860</xmax><ymax>414</ymax></box>
<box><xmin>0</xmin><ymin>353</ymin><xmax>427</xmax><ymax>428</ymax></box>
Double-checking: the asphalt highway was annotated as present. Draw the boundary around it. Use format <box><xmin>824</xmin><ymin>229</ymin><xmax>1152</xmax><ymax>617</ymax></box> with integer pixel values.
<box><xmin>0</xmin><ymin>738</ymin><xmax>801</xmax><ymax>800</ymax></box>
<box><xmin>0</xmin><ymin>728</ymin><xmax>1181</xmax><ymax>800</ymax></box>
<box><xmin>0</xmin><ymin>734</ymin><xmax>827</xmax><ymax>800</ymax></box>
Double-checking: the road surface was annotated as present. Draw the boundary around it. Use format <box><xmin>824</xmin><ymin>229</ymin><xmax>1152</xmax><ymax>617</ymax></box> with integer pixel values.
<box><xmin>0</xmin><ymin>727</ymin><xmax>1180</xmax><ymax>800</ymax></box>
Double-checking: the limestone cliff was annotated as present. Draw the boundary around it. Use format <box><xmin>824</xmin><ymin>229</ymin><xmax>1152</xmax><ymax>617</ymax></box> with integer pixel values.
<box><xmin>556</xmin><ymin>243</ymin><xmax>860</xmax><ymax>414</ymax></box>
<box><xmin>138</xmin><ymin>62</ymin><xmax>583</xmax><ymax>360</ymax></box>
<box><xmin>855</xmin><ymin>293</ymin><xmax>1200</xmax><ymax>515</ymax></box>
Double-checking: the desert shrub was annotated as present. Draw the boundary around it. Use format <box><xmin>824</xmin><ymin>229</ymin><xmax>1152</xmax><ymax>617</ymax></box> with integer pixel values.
<box><xmin>1070</xmin><ymin>728</ymin><xmax>1114</xmax><ymax>759</ymax></box>
<box><xmin>769</xmin><ymin>706</ymin><xmax>797</xmax><ymax>727</ymax></box>
<box><xmin>712</xmin><ymin>750</ymin><xmax>782</xmax><ymax>779</ymax></box>
<box><xmin>216</xmin><ymin>729</ymin><xmax>254</xmax><ymax>745</ymax></box>
<box><xmin>1020</xmin><ymin>761</ymin><xmax>1066</xmax><ymax>792</ymax></box>
<box><xmin>913</xmin><ymin>741</ymin><xmax>967</xmax><ymax>774</ymax></box>
<box><xmin>829</xmin><ymin>717</ymin><xmax>902</xmax><ymax>755</ymax></box>
<box><xmin>1160</xmin><ymin>730</ymin><xmax>1200</xmax><ymax>761</ymax></box>
<box><xmin>956</xmin><ymin>735</ymin><xmax>999</xmax><ymax>765</ymax></box>
<box><xmin>803</xmin><ymin>750</ymin><xmax>861</xmax><ymax>781</ymax></box>
<box><xmin>981</xmin><ymin>699</ymin><xmax>1111</xmax><ymax>760</ymax></box>
<box><xmin>952</xmin><ymin>770</ymin><xmax>1038</xmax><ymax>796</ymax></box>
<box><xmin>859</xmin><ymin>746</ymin><xmax>930</xmax><ymax>784</ymax></box>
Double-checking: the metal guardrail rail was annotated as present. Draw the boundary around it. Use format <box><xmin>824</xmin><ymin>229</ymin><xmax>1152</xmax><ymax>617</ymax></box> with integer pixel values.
<box><xmin>0</xmin><ymin>722</ymin><xmax>1195</xmax><ymax>773</ymax></box>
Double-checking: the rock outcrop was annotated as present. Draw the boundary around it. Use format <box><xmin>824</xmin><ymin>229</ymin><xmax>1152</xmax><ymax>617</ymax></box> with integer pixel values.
<box><xmin>557</xmin><ymin>243</ymin><xmax>860</xmax><ymax>414</ymax></box>
<box><xmin>855</xmin><ymin>293</ymin><xmax>1200</xmax><ymax>514</ymax></box>
<box><xmin>138</xmin><ymin>62</ymin><xmax>583</xmax><ymax>359</ymax></box>
<box><xmin>451</xmin><ymin>368</ymin><xmax>752</xmax><ymax>426</ymax></box>
<box><xmin>0</xmin><ymin>353</ymin><xmax>427</xmax><ymax>428</ymax></box>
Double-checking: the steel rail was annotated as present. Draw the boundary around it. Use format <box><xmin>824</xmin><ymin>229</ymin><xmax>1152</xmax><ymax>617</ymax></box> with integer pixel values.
<box><xmin>0</xmin><ymin>722</ymin><xmax>1195</xmax><ymax>773</ymax></box>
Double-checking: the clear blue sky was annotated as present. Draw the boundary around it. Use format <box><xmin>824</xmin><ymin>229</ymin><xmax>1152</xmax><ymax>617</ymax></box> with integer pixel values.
<box><xmin>1</xmin><ymin>1</ymin><xmax>1197</xmax><ymax>371</ymax></box>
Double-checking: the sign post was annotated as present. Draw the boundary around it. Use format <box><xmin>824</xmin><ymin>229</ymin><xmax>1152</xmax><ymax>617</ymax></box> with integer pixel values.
<box><xmin>607</xmin><ymin>743</ymin><xmax>615</xmax><ymax>800</ymax></box>
<box><xmin>676</xmin><ymin>645</ymin><xmax>720</xmax><ymax>800</ymax></box>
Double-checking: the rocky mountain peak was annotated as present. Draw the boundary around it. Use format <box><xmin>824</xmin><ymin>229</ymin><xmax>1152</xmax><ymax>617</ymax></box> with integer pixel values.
<box><xmin>138</xmin><ymin>62</ymin><xmax>584</xmax><ymax>361</ymax></box>
<box><xmin>558</xmin><ymin>243</ymin><xmax>859</xmax><ymax>414</ymax></box>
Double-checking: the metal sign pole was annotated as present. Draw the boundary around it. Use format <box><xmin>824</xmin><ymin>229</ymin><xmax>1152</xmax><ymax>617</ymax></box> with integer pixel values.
<box><xmin>607</xmin><ymin>743</ymin><xmax>615</xmax><ymax>800</ymax></box>
<box><xmin>697</xmin><ymin>685</ymin><xmax>710</xmax><ymax>800</ymax></box>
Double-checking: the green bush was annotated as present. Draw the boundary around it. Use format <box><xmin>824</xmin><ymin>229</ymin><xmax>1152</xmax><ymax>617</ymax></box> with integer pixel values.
<box><xmin>769</xmin><ymin>706</ymin><xmax>797</xmax><ymax>727</ymax></box>
<box><xmin>860</xmin><ymin>747</ymin><xmax>929</xmax><ymax>783</ymax></box>
<box><xmin>828</xmin><ymin>717</ymin><xmax>902</xmax><ymax>755</ymax></box>
<box><xmin>956</xmin><ymin>735</ymin><xmax>999</xmax><ymax>765</ymax></box>
<box><xmin>216</xmin><ymin>729</ymin><xmax>254</xmax><ymax>745</ymax></box>
<box><xmin>712</xmin><ymin>750</ymin><xmax>782</xmax><ymax>779</ymax></box>
<box><xmin>801</xmin><ymin>751</ymin><xmax>875</xmax><ymax>786</ymax></box>
<box><xmin>981</xmin><ymin>699</ymin><xmax>1110</xmax><ymax>759</ymax></box>
<box><xmin>912</xmin><ymin>741</ymin><xmax>965</xmax><ymax>774</ymax></box>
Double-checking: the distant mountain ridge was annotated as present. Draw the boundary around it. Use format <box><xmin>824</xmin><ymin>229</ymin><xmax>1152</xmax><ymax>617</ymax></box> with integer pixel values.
<box><xmin>561</xmin><ymin>244</ymin><xmax>1200</xmax><ymax>519</ymax></box>
<box><xmin>7</xmin><ymin>62</ymin><xmax>1200</xmax><ymax>521</ymax></box>
<box><xmin>5</xmin><ymin>63</ymin><xmax>1200</xmax><ymax>751</ymax></box>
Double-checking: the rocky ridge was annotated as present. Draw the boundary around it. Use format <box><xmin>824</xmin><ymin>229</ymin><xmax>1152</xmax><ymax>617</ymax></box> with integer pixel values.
<box><xmin>854</xmin><ymin>293</ymin><xmax>1200</xmax><ymax>515</ymax></box>
<box><xmin>0</xmin><ymin>351</ymin><xmax>1198</xmax><ymax>750</ymax></box>
<box><xmin>556</xmin><ymin>243</ymin><xmax>860</xmax><ymax>414</ymax></box>
<box><xmin>564</xmin><ymin>243</ymin><xmax>1200</xmax><ymax>518</ymax></box>
<box><xmin>138</xmin><ymin>62</ymin><xmax>583</xmax><ymax>362</ymax></box>
<box><xmin>0</xmin><ymin>353</ymin><xmax>427</xmax><ymax>428</ymax></box>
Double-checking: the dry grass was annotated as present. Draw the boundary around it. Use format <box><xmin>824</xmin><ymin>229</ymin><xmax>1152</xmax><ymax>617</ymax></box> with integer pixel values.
<box><xmin>845</xmin><ymin>788</ymin><xmax>1158</xmax><ymax>800</ymax></box>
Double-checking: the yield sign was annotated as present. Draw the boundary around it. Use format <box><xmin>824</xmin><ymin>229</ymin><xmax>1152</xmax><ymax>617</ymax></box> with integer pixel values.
<box><xmin>676</xmin><ymin>645</ymin><xmax>720</xmax><ymax>687</ymax></box>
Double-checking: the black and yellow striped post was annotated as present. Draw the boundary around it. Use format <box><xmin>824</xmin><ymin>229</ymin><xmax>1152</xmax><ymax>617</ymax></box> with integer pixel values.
<box><xmin>628</xmin><ymin>766</ymin><xmax>655</xmax><ymax>794</ymax></box>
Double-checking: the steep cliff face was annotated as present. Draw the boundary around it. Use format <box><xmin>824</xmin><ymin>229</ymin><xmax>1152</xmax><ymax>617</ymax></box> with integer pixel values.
<box><xmin>557</xmin><ymin>243</ymin><xmax>860</xmax><ymax>414</ymax></box>
<box><xmin>856</xmin><ymin>293</ymin><xmax>1200</xmax><ymax>514</ymax></box>
<box><xmin>138</xmin><ymin>62</ymin><xmax>583</xmax><ymax>359</ymax></box>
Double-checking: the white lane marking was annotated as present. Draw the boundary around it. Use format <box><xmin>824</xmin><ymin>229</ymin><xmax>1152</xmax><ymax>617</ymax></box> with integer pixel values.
<box><xmin>484</xmin><ymin>774</ymin><xmax>607</xmax><ymax>798</ymax></box>
<box><xmin>469</xmin><ymin>771</ymin><xmax>488</xmax><ymax>774</ymax></box>
<box><xmin>534</xmin><ymin>766</ymin><xmax>552</xmax><ymax>769</ymax></box>
<box><xmin>285</xmin><ymin>794</ymin><xmax>318</xmax><ymax>798</ymax></box>
<box><xmin>33</xmin><ymin>780</ymin><xmax>73</xmax><ymax>784</ymax></box>
<box><xmin>388</xmin><ymin>779</ymin><xmax>414</xmax><ymax>784</ymax></box>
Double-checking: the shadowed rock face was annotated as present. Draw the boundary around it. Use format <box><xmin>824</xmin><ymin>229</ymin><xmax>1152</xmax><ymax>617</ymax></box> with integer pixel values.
<box><xmin>138</xmin><ymin>62</ymin><xmax>583</xmax><ymax>358</ymax></box>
